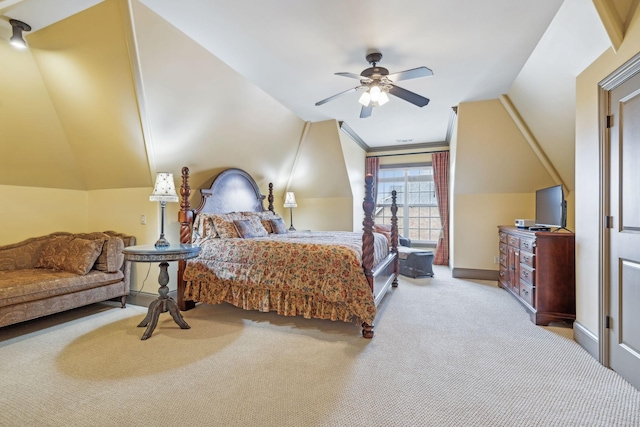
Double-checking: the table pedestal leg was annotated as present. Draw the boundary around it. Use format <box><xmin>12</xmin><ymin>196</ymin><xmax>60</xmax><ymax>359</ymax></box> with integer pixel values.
<box><xmin>138</xmin><ymin>261</ymin><xmax>190</xmax><ymax>340</ymax></box>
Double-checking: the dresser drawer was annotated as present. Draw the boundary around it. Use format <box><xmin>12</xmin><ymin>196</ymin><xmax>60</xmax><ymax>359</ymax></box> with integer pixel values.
<box><xmin>520</xmin><ymin>238</ymin><xmax>536</xmax><ymax>252</ymax></box>
<box><xmin>520</xmin><ymin>265</ymin><xmax>535</xmax><ymax>284</ymax></box>
<box><xmin>519</xmin><ymin>280</ymin><xmax>535</xmax><ymax>307</ymax></box>
<box><xmin>520</xmin><ymin>250</ymin><xmax>534</xmax><ymax>268</ymax></box>
<box><xmin>499</xmin><ymin>232</ymin><xmax>507</xmax><ymax>244</ymax></box>
<box><xmin>498</xmin><ymin>264</ymin><xmax>507</xmax><ymax>285</ymax></box>
<box><xmin>507</xmin><ymin>235</ymin><xmax>520</xmax><ymax>247</ymax></box>
<box><xmin>499</xmin><ymin>252</ymin><xmax>507</xmax><ymax>267</ymax></box>
<box><xmin>499</xmin><ymin>243</ymin><xmax>507</xmax><ymax>254</ymax></box>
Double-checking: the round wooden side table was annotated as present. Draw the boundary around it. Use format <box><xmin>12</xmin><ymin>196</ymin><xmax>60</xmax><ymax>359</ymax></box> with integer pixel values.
<box><xmin>122</xmin><ymin>244</ymin><xmax>201</xmax><ymax>340</ymax></box>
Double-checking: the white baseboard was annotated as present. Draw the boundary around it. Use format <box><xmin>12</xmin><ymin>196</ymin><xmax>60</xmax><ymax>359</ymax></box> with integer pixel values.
<box><xmin>573</xmin><ymin>321</ymin><xmax>599</xmax><ymax>361</ymax></box>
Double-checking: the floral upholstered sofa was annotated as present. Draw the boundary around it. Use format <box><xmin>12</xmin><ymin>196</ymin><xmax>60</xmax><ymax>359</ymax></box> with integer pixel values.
<box><xmin>0</xmin><ymin>231</ymin><xmax>135</xmax><ymax>328</ymax></box>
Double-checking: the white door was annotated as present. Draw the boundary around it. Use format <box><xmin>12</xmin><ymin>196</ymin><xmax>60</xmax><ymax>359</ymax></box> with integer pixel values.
<box><xmin>607</xmin><ymin>70</ymin><xmax>640</xmax><ymax>390</ymax></box>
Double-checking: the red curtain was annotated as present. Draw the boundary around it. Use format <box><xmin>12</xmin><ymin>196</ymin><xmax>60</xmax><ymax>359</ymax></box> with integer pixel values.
<box><xmin>365</xmin><ymin>157</ymin><xmax>380</xmax><ymax>203</ymax></box>
<box><xmin>432</xmin><ymin>152</ymin><xmax>450</xmax><ymax>265</ymax></box>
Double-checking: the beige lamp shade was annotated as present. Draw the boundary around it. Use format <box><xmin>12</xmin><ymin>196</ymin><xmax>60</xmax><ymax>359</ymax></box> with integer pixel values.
<box><xmin>283</xmin><ymin>192</ymin><xmax>297</xmax><ymax>208</ymax></box>
<box><xmin>149</xmin><ymin>173</ymin><xmax>179</xmax><ymax>202</ymax></box>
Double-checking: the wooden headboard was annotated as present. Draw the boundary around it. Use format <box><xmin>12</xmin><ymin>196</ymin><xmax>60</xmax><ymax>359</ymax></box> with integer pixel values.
<box><xmin>178</xmin><ymin>167</ymin><xmax>274</xmax><ymax>243</ymax></box>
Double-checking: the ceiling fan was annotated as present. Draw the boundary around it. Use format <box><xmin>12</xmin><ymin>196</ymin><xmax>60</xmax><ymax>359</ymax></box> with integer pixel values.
<box><xmin>315</xmin><ymin>52</ymin><xmax>433</xmax><ymax>118</ymax></box>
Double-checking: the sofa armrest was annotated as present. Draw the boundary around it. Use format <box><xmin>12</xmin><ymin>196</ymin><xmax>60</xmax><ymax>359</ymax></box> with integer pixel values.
<box><xmin>399</xmin><ymin>236</ymin><xmax>411</xmax><ymax>247</ymax></box>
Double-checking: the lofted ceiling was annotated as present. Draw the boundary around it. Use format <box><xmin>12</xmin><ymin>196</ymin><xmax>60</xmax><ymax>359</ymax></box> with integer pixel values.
<box><xmin>1</xmin><ymin>0</ymin><xmax>566</xmax><ymax>149</ymax></box>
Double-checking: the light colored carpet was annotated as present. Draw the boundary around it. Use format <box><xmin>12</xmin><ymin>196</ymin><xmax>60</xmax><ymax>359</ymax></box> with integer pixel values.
<box><xmin>1</xmin><ymin>266</ymin><xmax>639</xmax><ymax>426</ymax></box>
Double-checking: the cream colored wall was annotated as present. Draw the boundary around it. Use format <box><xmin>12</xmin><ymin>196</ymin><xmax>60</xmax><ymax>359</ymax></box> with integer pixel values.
<box><xmin>87</xmin><ymin>187</ymin><xmax>175</xmax><ymax>292</ymax></box>
<box><xmin>339</xmin><ymin>131</ymin><xmax>366</xmax><ymax>232</ymax></box>
<box><xmin>289</xmin><ymin>120</ymin><xmax>354</xmax><ymax>231</ymax></box>
<box><xmin>0</xmin><ymin>33</ymin><xmax>84</xmax><ymax>189</ymax></box>
<box><xmin>456</xmin><ymin>193</ymin><xmax>534</xmax><ymax>269</ymax></box>
<box><xmin>575</xmin><ymin>6</ymin><xmax>640</xmax><ymax>335</ymax></box>
<box><xmin>453</xmin><ymin>100</ymin><xmax>555</xmax><ymax>272</ymax></box>
<box><xmin>27</xmin><ymin>0</ymin><xmax>151</xmax><ymax>190</ymax></box>
<box><xmin>0</xmin><ymin>185</ymin><xmax>88</xmax><ymax>245</ymax></box>
<box><xmin>131</xmin><ymin>0</ymin><xmax>305</xmax><ymax>209</ymax></box>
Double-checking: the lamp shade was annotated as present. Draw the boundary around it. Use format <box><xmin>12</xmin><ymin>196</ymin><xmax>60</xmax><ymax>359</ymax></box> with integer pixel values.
<box><xmin>149</xmin><ymin>173</ymin><xmax>179</xmax><ymax>202</ymax></box>
<box><xmin>283</xmin><ymin>191</ymin><xmax>297</xmax><ymax>208</ymax></box>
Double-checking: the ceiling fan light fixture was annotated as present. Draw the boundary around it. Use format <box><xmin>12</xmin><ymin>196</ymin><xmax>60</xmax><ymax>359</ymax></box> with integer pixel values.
<box><xmin>378</xmin><ymin>90</ymin><xmax>390</xmax><ymax>106</ymax></box>
<box><xmin>358</xmin><ymin>91</ymin><xmax>371</xmax><ymax>107</ymax></box>
<box><xmin>9</xmin><ymin>19</ymin><xmax>31</xmax><ymax>49</ymax></box>
<box><xmin>369</xmin><ymin>85</ymin><xmax>381</xmax><ymax>103</ymax></box>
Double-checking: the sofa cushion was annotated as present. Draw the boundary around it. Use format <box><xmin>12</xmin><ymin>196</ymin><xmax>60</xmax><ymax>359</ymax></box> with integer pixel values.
<box><xmin>0</xmin><ymin>269</ymin><xmax>124</xmax><ymax>306</ymax></box>
<box><xmin>35</xmin><ymin>236</ymin><xmax>104</xmax><ymax>275</ymax></box>
<box><xmin>75</xmin><ymin>232</ymin><xmax>125</xmax><ymax>273</ymax></box>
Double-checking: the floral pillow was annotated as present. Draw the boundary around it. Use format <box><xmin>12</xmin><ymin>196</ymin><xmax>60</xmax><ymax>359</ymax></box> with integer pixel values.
<box><xmin>233</xmin><ymin>218</ymin><xmax>268</xmax><ymax>238</ymax></box>
<box><xmin>211</xmin><ymin>212</ymin><xmax>245</xmax><ymax>238</ymax></box>
<box><xmin>193</xmin><ymin>213</ymin><xmax>218</xmax><ymax>242</ymax></box>
<box><xmin>36</xmin><ymin>236</ymin><xmax>105</xmax><ymax>275</ymax></box>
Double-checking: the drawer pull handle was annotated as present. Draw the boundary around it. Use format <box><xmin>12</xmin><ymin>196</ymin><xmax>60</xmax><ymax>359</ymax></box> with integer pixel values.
<box><xmin>523</xmin><ymin>271</ymin><xmax>529</xmax><ymax>278</ymax></box>
<box><xmin>499</xmin><ymin>271</ymin><xmax>504</xmax><ymax>277</ymax></box>
<box><xmin>522</xmin><ymin>289</ymin><xmax>529</xmax><ymax>296</ymax></box>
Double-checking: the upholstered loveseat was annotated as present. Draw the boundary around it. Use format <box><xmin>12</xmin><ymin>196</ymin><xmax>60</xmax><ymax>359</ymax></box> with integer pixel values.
<box><xmin>0</xmin><ymin>231</ymin><xmax>135</xmax><ymax>328</ymax></box>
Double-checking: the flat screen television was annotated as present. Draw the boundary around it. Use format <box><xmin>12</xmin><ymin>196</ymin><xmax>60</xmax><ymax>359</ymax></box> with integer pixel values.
<box><xmin>535</xmin><ymin>184</ymin><xmax>566</xmax><ymax>228</ymax></box>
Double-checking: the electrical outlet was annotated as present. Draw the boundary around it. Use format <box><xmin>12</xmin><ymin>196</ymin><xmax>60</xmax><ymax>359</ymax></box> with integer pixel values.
<box><xmin>140</xmin><ymin>214</ymin><xmax>146</xmax><ymax>225</ymax></box>
<box><xmin>493</xmin><ymin>256</ymin><xmax>499</xmax><ymax>264</ymax></box>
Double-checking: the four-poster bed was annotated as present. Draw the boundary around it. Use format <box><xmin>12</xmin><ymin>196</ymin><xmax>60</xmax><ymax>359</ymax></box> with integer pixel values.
<box><xmin>176</xmin><ymin>167</ymin><xmax>399</xmax><ymax>337</ymax></box>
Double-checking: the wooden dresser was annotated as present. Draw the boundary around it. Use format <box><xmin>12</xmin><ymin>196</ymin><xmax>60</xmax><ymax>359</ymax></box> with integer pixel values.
<box><xmin>498</xmin><ymin>226</ymin><xmax>575</xmax><ymax>325</ymax></box>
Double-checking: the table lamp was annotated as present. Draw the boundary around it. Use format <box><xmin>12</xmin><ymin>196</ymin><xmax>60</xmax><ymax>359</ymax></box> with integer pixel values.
<box><xmin>150</xmin><ymin>172</ymin><xmax>179</xmax><ymax>247</ymax></box>
<box><xmin>283</xmin><ymin>191</ymin><xmax>297</xmax><ymax>231</ymax></box>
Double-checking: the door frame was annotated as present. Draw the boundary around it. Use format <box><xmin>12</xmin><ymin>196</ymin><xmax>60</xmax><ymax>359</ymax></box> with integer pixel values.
<box><xmin>598</xmin><ymin>51</ymin><xmax>640</xmax><ymax>366</ymax></box>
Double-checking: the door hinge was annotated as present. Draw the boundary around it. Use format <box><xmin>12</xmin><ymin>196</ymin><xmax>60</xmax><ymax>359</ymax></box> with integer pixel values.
<box><xmin>605</xmin><ymin>315</ymin><xmax>611</xmax><ymax>329</ymax></box>
<box><xmin>606</xmin><ymin>115</ymin><xmax>614</xmax><ymax>128</ymax></box>
<box><xmin>605</xmin><ymin>216</ymin><xmax>614</xmax><ymax>229</ymax></box>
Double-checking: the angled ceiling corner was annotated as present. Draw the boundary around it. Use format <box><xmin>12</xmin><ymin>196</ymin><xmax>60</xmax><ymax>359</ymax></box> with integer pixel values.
<box><xmin>592</xmin><ymin>0</ymin><xmax>640</xmax><ymax>52</ymax></box>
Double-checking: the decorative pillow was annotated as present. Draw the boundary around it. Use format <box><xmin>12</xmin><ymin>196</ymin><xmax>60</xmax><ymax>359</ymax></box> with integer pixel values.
<box><xmin>374</xmin><ymin>224</ymin><xmax>392</xmax><ymax>246</ymax></box>
<box><xmin>211</xmin><ymin>212</ymin><xmax>245</xmax><ymax>238</ymax></box>
<box><xmin>192</xmin><ymin>213</ymin><xmax>218</xmax><ymax>241</ymax></box>
<box><xmin>75</xmin><ymin>232</ymin><xmax>125</xmax><ymax>273</ymax></box>
<box><xmin>244</xmin><ymin>211</ymin><xmax>283</xmax><ymax>233</ymax></box>
<box><xmin>94</xmin><ymin>237</ymin><xmax>125</xmax><ymax>272</ymax></box>
<box><xmin>270</xmin><ymin>217</ymin><xmax>289</xmax><ymax>234</ymax></box>
<box><xmin>36</xmin><ymin>236</ymin><xmax>105</xmax><ymax>275</ymax></box>
<box><xmin>233</xmin><ymin>218</ymin><xmax>268</xmax><ymax>238</ymax></box>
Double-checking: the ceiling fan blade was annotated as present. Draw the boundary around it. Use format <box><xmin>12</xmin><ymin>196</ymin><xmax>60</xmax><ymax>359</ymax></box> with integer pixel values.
<box><xmin>388</xmin><ymin>85</ymin><xmax>430</xmax><ymax>107</ymax></box>
<box><xmin>335</xmin><ymin>72</ymin><xmax>372</xmax><ymax>81</ymax></box>
<box><xmin>315</xmin><ymin>87</ymin><xmax>358</xmax><ymax>106</ymax></box>
<box><xmin>387</xmin><ymin>66</ymin><xmax>433</xmax><ymax>82</ymax></box>
<box><xmin>360</xmin><ymin>105</ymin><xmax>373</xmax><ymax>118</ymax></box>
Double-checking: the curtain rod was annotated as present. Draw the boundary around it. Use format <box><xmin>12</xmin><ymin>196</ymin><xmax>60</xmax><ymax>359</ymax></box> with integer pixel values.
<box><xmin>367</xmin><ymin>149</ymin><xmax>449</xmax><ymax>158</ymax></box>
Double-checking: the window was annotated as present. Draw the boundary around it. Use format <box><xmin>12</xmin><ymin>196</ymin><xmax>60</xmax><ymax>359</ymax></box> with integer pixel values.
<box><xmin>375</xmin><ymin>165</ymin><xmax>441</xmax><ymax>244</ymax></box>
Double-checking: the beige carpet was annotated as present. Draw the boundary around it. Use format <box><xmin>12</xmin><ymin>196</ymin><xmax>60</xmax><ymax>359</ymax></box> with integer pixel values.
<box><xmin>1</xmin><ymin>266</ymin><xmax>639</xmax><ymax>426</ymax></box>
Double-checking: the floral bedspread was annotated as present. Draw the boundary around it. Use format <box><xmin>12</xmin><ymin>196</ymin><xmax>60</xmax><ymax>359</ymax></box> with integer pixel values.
<box><xmin>183</xmin><ymin>231</ymin><xmax>388</xmax><ymax>325</ymax></box>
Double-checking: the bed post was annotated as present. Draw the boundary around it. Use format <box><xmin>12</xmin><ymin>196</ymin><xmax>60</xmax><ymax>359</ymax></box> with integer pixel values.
<box><xmin>362</xmin><ymin>174</ymin><xmax>375</xmax><ymax>338</ymax></box>
<box><xmin>391</xmin><ymin>189</ymin><xmax>399</xmax><ymax>287</ymax></box>
<box><xmin>268</xmin><ymin>183</ymin><xmax>274</xmax><ymax>212</ymax></box>
<box><xmin>177</xmin><ymin>166</ymin><xmax>195</xmax><ymax>311</ymax></box>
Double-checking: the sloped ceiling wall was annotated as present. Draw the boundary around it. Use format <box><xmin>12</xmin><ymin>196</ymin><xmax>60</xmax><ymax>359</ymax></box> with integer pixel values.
<box><xmin>16</xmin><ymin>0</ymin><xmax>149</xmax><ymax>190</ymax></box>
<box><xmin>507</xmin><ymin>0</ymin><xmax>611</xmax><ymax>192</ymax></box>
<box><xmin>131</xmin><ymin>0</ymin><xmax>305</xmax><ymax>195</ymax></box>
<box><xmin>0</xmin><ymin>0</ymin><xmax>310</xmax><ymax>197</ymax></box>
